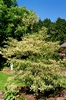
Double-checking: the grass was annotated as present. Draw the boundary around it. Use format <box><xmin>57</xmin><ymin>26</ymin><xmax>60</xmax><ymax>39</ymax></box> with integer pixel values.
<box><xmin>0</xmin><ymin>71</ymin><xmax>13</xmax><ymax>90</ymax></box>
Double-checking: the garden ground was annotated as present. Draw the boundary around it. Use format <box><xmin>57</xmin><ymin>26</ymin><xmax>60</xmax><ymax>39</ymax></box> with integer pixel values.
<box><xmin>16</xmin><ymin>87</ymin><xmax>66</xmax><ymax>100</ymax></box>
<box><xmin>0</xmin><ymin>69</ymin><xmax>66</xmax><ymax>100</ymax></box>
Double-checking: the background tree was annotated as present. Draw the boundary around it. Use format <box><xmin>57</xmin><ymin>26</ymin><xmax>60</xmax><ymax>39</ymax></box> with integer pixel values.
<box><xmin>47</xmin><ymin>18</ymin><xmax>66</xmax><ymax>44</ymax></box>
<box><xmin>3</xmin><ymin>0</ymin><xmax>18</xmax><ymax>7</ymax></box>
<box><xmin>33</xmin><ymin>19</ymin><xmax>43</xmax><ymax>32</ymax></box>
<box><xmin>42</xmin><ymin>18</ymin><xmax>51</xmax><ymax>28</ymax></box>
<box><xmin>0</xmin><ymin>0</ymin><xmax>8</xmax><ymax>46</ymax></box>
<box><xmin>0</xmin><ymin>3</ymin><xmax>39</xmax><ymax>44</ymax></box>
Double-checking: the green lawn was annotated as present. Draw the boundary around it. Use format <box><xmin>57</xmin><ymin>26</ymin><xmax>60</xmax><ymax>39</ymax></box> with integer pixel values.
<box><xmin>0</xmin><ymin>72</ymin><xmax>12</xmax><ymax>90</ymax></box>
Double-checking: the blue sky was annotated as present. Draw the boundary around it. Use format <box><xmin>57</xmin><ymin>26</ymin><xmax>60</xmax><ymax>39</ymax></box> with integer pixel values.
<box><xmin>17</xmin><ymin>0</ymin><xmax>66</xmax><ymax>22</ymax></box>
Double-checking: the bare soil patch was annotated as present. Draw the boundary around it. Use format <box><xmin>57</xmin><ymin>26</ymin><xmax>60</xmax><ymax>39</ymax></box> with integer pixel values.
<box><xmin>0</xmin><ymin>91</ymin><xmax>4</xmax><ymax>100</ymax></box>
<box><xmin>16</xmin><ymin>87</ymin><xmax>66</xmax><ymax>100</ymax></box>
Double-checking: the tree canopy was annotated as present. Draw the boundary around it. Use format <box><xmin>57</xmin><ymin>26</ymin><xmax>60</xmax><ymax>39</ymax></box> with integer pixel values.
<box><xmin>3</xmin><ymin>0</ymin><xmax>18</xmax><ymax>7</ymax></box>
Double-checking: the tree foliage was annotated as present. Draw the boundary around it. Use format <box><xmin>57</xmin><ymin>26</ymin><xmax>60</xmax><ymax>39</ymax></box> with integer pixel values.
<box><xmin>0</xmin><ymin>1</ymin><xmax>66</xmax><ymax>99</ymax></box>
<box><xmin>3</xmin><ymin>0</ymin><xmax>18</xmax><ymax>7</ymax></box>
<box><xmin>47</xmin><ymin>18</ymin><xmax>66</xmax><ymax>44</ymax></box>
<box><xmin>0</xmin><ymin>27</ymin><xmax>63</xmax><ymax>99</ymax></box>
<box><xmin>34</xmin><ymin>17</ymin><xmax>66</xmax><ymax>44</ymax></box>
<box><xmin>0</xmin><ymin>0</ymin><xmax>7</xmax><ymax>45</ymax></box>
<box><xmin>0</xmin><ymin>2</ymin><xmax>38</xmax><ymax>45</ymax></box>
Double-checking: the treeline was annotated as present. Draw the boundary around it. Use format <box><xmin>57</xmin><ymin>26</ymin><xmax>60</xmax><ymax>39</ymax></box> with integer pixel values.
<box><xmin>34</xmin><ymin>18</ymin><xmax>66</xmax><ymax>44</ymax></box>
<box><xmin>0</xmin><ymin>0</ymin><xmax>66</xmax><ymax>46</ymax></box>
